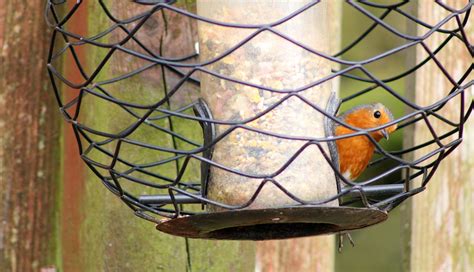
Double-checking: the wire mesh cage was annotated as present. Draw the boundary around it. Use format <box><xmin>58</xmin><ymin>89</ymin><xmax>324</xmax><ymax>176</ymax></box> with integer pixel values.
<box><xmin>45</xmin><ymin>0</ymin><xmax>473</xmax><ymax>240</ymax></box>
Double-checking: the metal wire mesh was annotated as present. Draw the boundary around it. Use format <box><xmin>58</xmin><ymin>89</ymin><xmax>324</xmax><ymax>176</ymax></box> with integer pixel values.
<box><xmin>45</xmin><ymin>0</ymin><xmax>473</xmax><ymax>226</ymax></box>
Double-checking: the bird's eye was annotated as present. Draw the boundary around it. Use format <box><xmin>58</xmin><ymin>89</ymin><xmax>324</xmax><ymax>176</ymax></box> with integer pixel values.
<box><xmin>374</xmin><ymin>110</ymin><xmax>381</xmax><ymax>118</ymax></box>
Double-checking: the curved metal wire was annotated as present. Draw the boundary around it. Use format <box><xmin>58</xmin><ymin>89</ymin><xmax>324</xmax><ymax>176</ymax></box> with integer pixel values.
<box><xmin>45</xmin><ymin>0</ymin><xmax>473</xmax><ymax>222</ymax></box>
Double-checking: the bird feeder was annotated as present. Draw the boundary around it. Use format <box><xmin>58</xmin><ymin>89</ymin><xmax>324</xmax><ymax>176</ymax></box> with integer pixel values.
<box><xmin>45</xmin><ymin>0</ymin><xmax>473</xmax><ymax>240</ymax></box>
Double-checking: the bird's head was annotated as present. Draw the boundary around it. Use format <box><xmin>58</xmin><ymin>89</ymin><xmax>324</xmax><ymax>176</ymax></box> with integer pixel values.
<box><xmin>339</xmin><ymin>103</ymin><xmax>397</xmax><ymax>141</ymax></box>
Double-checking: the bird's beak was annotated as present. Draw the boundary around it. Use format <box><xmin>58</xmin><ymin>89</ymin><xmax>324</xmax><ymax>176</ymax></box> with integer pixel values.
<box><xmin>381</xmin><ymin>129</ymin><xmax>389</xmax><ymax>140</ymax></box>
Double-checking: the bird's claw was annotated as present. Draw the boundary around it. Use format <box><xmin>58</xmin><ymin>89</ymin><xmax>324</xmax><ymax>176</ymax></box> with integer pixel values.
<box><xmin>338</xmin><ymin>232</ymin><xmax>355</xmax><ymax>253</ymax></box>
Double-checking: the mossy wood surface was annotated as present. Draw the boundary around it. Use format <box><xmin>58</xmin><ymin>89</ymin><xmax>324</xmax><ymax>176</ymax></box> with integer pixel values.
<box><xmin>58</xmin><ymin>1</ymin><xmax>255</xmax><ymax>271</ymax></box>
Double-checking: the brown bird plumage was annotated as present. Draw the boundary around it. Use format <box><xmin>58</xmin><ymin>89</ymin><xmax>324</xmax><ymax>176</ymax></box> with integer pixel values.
<box><xmin>335</xmin><ymin>103</ymin><xmax>397</xmax><ymax>181</ymax></box>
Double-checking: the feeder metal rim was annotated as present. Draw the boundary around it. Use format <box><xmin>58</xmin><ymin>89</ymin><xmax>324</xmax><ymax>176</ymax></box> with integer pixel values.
<box><xmin>137</xmin><ymin>184</ymin><xmax>405</xmax><ymax>205</ymax></box>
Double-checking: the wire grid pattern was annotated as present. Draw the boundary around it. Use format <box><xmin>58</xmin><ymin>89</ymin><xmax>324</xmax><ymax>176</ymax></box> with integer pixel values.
<box><xmin>45</xmin><ymin>0</ymin><xmax>473</xmax><ymax>223</ymax></box>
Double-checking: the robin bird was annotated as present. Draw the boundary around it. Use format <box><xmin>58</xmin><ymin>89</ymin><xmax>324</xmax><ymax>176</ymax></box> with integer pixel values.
<box><xmin>334</xmin><ymin>103</ymin><xmax>397</xmax><ymax>181</ymax></box>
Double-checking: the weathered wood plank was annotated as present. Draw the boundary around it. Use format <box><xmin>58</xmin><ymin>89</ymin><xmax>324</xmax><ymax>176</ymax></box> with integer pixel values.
<box><xmin>56</xmin><ymin>1</ymin><xmax>256</xmax><ymax>271</ymax></box>
<box><xmin>409</xmin><ymin>1</ymin><xmax>473</xmax><ymax>271</ymax></box>
<box><xmin>256</xmin><ymin>237</ymin><xmax>334</xmax><ymax>272</ymax></box>
<box><xmin>60</xmin><ymin>2</ymin><xmax>87</xmax><ymax>271</ymax></box>
<box><xmin>59</xmin><ymin>2</ymin><xmax>188</xmax><ymax>271</ymax></box>
<box><xmin>0</xmin><ymin>1</ymin><xmax>61</xmax><ymax>271</ymax></box>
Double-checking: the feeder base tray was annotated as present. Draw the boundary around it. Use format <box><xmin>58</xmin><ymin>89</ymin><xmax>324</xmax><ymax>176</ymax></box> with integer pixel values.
<box><xmin>156</xmin><ymin>206</ymin><xmax>387</xmax><ymax>240</ymax></box>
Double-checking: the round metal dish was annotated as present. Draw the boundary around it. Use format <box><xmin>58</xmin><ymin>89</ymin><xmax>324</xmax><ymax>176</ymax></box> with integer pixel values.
<box><xmin>156</xmin><ymin>206</ymin><xmax>387</xmax><ymax>240</ymax></box>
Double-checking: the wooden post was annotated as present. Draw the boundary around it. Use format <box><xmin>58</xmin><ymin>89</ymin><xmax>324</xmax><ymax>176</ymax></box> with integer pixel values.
<box><xmin>0</xmin><ymin>1</ymin><xmax>61</xmax><ymax>271</ymax></box>
<box><xmin>408</xmin><ymin>1</ymin><xmax>473</xmax><ymax>271</ymax></box>
<box><xmin>55</xmin><ymin>1</ymin><xmax>256</xmax><ymax>271</ymax></box>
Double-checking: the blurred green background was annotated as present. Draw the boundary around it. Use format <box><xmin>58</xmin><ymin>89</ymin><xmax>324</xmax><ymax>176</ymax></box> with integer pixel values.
<box><xmin>335</xmin><ymin>3</ymin><xmax>414</xmax><ymax>272</ymax></box>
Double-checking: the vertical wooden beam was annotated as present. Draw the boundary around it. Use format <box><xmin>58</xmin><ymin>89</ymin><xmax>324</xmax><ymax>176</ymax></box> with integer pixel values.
<box><xmin>55</xmin><ymin>1</ymin><xmax>256</xmax><ymax>271</ymax></box>
<box><xmin>58</xmin><ymin>2</ymin><xmax>189</xmax><ymax>271</ymax></box>
<box><xmin>0</xmin><ymin>1</ymin><xmax>61</xmax><ymax>271</ymax></box>
<box><xmin>256</xmin><ymin>237</ymin><xmax>334</xmax><ymax>272</ymax></box>
<box><xmin>400</xmin><ymin>2</ymin><xmax>418</xmax><ymax>271</ymax></box>
<box><xmin>60</xmin><ymin>2</ymin><xmax>87</xmax><ymax>271</ymax></box>
<box><xmin>409</xmin><ymin>1</ymin><xmax>473</xmax><ymax>271</ymax></box>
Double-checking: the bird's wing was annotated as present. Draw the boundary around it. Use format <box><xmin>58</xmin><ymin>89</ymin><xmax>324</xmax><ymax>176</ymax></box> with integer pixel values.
<box><xmin>324</xmin><ymin>91</ymin><xmax>342</xmax><ymax>194</ymax></box>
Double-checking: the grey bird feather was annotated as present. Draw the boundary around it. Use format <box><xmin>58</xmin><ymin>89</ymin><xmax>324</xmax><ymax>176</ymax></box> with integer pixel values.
<box><xmin>323</xmin><ymin>92</ymin><xmax>355</xmax><ymax>251</ymax></box>
<box><xmin>324</xmin><ymin>91</ymin><xmax>341</xmax><ymax>182</ymax></box>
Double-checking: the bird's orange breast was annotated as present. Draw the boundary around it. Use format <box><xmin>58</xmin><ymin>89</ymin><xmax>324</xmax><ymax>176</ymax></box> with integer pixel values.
<box><xmin>335</xmin><ymin>126</ymin><xmax>376</xmax><ymax>181</ymax></box>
